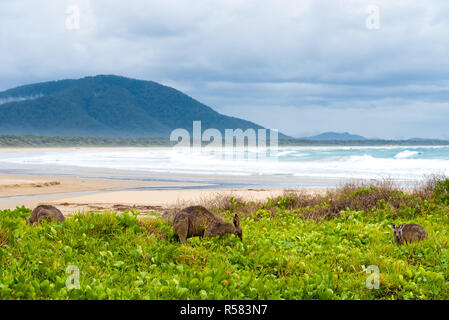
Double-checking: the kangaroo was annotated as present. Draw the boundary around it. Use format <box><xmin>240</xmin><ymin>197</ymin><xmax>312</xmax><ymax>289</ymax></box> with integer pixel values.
<box><xmin>27</xmin><ymin>205</ymin><xmax>65</xmax><ymax>225</ymax></box>
<box><xmin>392</xmin><ymin>223</ymin><xmax>428</xmax><ymax>244</ymax></box>
<box><xmin>173</xmin><ymin>206</ymin><xmax>242</xmax><ymax>244</ymax></box>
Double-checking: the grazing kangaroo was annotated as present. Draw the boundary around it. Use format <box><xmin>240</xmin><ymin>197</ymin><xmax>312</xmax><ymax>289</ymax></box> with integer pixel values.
<box><xmin>392</xmin><ymin>223</ymin><xmax>428</xmax><ymax>244</ymax></box>
<box><xmin>27</xmin><ymin>205</ymin><xmax>65</xmax><ymax>225</ymax></box>
<box><xmin>173</xmin><ymin>206</ymin><xmax>242</xmax><ymax>244</ymax></box>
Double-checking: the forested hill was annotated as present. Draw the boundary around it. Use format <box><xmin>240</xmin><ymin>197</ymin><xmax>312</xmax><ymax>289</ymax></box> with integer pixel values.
<box><xmin>0</xmin><ymin>75</ymin><xmax>273</xmax><ymax>138</ymax></box>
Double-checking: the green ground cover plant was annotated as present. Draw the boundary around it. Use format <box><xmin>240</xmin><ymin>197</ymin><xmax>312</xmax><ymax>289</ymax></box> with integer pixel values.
<box><xmin>0</xmin><ymin>180</ymin><xmax>448</xmax><ymax>300</ymax></box>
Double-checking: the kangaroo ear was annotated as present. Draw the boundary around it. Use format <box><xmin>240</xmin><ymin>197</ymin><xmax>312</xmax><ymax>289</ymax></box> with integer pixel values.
<box><xmin>233</xmin><ymin>214</ymin><xmax>240</xmax><ymax>227</ymax></box>
<box><xmin>391</xmin><ymin>223</ymin><xmax>396</xmax><ymax>229</ymax></box>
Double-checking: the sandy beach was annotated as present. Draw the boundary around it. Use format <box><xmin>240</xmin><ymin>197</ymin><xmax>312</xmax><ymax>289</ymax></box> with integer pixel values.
<box><xmin>0</xmin><ymin>173</ymin><xmax>300</xmax><ymax>216</ymax></box>
<box><xmin>0</xmin><ymin>173</ymin><xmax>207</xmax><ymax>197</ymax></box>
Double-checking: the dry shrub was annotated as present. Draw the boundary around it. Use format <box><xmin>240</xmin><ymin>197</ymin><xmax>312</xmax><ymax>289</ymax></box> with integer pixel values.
<box><xmin>163</xmin><ymin>192</ymin><xmax>264</xmax><ymax>221</ymax></box>
<box><xmin>274</xmin><ymin>177</ymin><xmax>442</xmax><ymax>220</ymax></box>
<box><xmin>196</xmin><ymin>193</ymin><xmax>261</xmax><ymax>216</ymax></box>
<box><xmin>138</xmin><ymin>219</ymin><xmax>168</xmax><ymax>241</ymax></box>
<box><xmin>162</xmin><ymin>198</ymin><xmax>190</xmax><ymax>224</ymax></box>
<box><xmin>176</xmin><ymin>249</ymin><xmax>208</xmax><ymax>266</ymax></box>
<box><xmin>161</xmin><ymin>176</ymin><xmax>447</xmax><ymax>222</ymax></box>
<box><xmin>411</xmin><ymin>174</ymin><xmax>447</xmax><ymax>200</ymax></box>
<box><xmin>0</xmin><ymin>230</ymin><xmax>8</xmax><ymax>247</ymax></box>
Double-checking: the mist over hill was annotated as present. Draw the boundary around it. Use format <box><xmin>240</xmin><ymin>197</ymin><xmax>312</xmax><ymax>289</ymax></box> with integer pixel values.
<box><xmin>0</xmin><ymin>75</ymin><xmax>276</xmax><ymax>138</ymax></box>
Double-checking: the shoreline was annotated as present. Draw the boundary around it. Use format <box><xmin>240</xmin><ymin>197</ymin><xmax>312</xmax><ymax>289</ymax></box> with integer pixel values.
<box><xmin>1</xmin><ymin>145</ymin><xmax>449</xmax><ymax>152</ymax></box>
<box><xmin>0</xmin><ymin>173</ymin><xmax>209</xmax><ymax>213</ymax></box>
<box><xmin>0</xmin><ymin>173</ymin><xmax>206</xmax><ymax>198</ymax></box>
<box><xmin>0</xmin><ymin>172</ymin><xmax>321</xmax><ymax>215</ymax></box>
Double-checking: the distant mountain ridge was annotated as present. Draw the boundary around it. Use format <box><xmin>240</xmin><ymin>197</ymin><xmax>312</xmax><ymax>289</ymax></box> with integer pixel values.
<box><xmin>302</xmin><ymin>132</ymin><xmax>367</xmax><ymax>141</ymax></box>
<box><xmin>0</xmin><ymin>75</ymin><xmax>282</xmax><ymax>138</ymax></box>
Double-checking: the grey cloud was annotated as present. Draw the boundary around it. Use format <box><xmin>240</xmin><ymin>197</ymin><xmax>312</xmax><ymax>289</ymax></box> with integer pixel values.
<box><xmin>0</xmin><ymin>0</ymin><xmax>448</xmax><ymax>138</ymax></box>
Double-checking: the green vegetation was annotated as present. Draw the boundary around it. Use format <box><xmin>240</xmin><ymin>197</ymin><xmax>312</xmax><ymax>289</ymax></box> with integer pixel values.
<box><xmin>0</xmin><ymin>135</ymin><xmax>173</xmax><ymax>148</ymax></box>
<box><xmin>0</xmin><ymin>75</ymin><xmax>267</xmax><ymax>138</ymax></box>
<box><xmin>2</xmin><ymin>134</ymin><xmax>448</xmax><ymax>148</ymax></box>
<box><xmin>278</xmin><ymin>138</ymin><xmax>449</xmax><ymax>147</ymax></box>
<box><xmin>1</xmin><ymin>180</ymin><xmax>449</xmax><ymax>300</ymax></box>
<box><xmin>434</xmin><ymin>179</ymin><xmax>449</xmax><ymax>205</ymax></box>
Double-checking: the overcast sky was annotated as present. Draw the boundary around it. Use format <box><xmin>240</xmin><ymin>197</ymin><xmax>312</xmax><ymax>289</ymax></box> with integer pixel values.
<box><xmin>1</xmin><ymin>0</ymin><xmax>448</xmax><ymax>139</ymax></box>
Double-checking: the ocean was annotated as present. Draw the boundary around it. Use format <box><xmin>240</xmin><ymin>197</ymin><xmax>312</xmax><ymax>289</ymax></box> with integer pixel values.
<box><xmin>1</xmin><ymin>146</ymin><xmax>448</xmax><ymax>188</ymax></box>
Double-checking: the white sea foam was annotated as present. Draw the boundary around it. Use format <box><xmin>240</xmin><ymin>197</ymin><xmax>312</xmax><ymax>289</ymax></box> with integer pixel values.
<box><xmin>0</xmin><ymin>147</ymin><xmax>448</xmax><ymax>181</ymax></box>
<box><xmin>394</xmin><ymin>150</ymin><xmax>419</xmax><ymax>159</ymax></box>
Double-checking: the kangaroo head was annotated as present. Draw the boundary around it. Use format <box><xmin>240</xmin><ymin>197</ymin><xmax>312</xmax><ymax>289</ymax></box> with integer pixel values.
<box><xmin>391</xmin><ymin>223</ymin><xmax>404</xmax><ymax>242</ymax></box>
<box><xmin>233</xmin><ymin>214</ymin><xmax>242</xmax><ymax>241</ymax></box>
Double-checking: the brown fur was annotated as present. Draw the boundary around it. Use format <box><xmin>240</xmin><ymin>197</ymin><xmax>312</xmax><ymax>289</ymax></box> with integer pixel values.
<box><xmin>173</xmin><ymin>206</ymin><xmax>242</xmax><ymax>244</ymax></box>
<box><xmin>392</xmin><ymin>223</ymin><xmax>428</xmax><ymax>244</ymax></box>
<box><xmin>27</xmin><ymin>205</ymin><xmax>65</xmax><ymax>225</ymax></box>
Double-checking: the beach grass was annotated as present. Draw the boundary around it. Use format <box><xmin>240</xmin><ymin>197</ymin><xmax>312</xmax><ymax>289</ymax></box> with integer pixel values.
<box><xmin>0</xmin><ymin>180</ymin><xmax>448</xmax><ymax>300</ymax></box>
